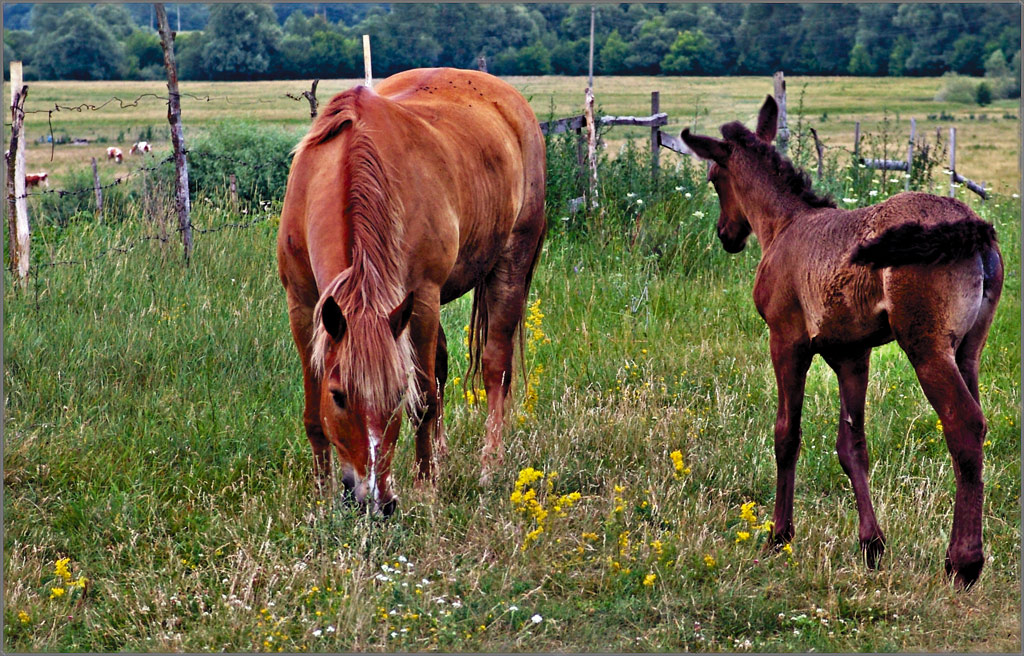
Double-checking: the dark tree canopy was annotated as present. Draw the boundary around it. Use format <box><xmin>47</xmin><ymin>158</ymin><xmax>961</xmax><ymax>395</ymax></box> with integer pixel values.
<box><xmin>4</xmin><ymin>2</ymin><xmax>1019</xmax><ymax>89</ymax></box>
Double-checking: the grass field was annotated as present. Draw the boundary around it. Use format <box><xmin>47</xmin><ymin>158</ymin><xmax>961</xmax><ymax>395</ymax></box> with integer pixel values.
<box><xmin>3</xmin><ymin>76</ymin><xmax>1021</xmax><ymax>652</ymax></box>
<box><xmin>5</xmin><ymin>75</ymin><xmax>1021</xmax><ymax>194</ymax></box>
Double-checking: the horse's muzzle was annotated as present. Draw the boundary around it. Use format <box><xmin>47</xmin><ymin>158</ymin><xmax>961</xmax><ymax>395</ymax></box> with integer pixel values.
<box><xmin>341</xmin><ymin>469</ymin><xmax>397</xmax><ymax>516</ymax></box>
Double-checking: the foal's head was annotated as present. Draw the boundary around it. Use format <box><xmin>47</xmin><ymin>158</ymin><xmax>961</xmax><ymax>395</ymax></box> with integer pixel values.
<box><xmin>313</xmin><ymin>278</ymin><xmax>416</xmax><ymax>516</ymax></box>
<box><xmin>681</xmin><ymin>95</ymin><xmax>833</xmax><ymax>253</ymax></box>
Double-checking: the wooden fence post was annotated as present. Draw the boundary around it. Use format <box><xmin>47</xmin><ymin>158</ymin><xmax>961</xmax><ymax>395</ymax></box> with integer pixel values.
<box><xmin>91</xmin><ymin>157</ymin><xmax>103</xmax><ymax>217</ymax></box>
<box><xmin>304</xmin><ymin>79</ymin><xmax>319</xmax><ymax>120</ymax></box>
<box><xmin>773</xmin><ymin>71</ymin><xmax>789</xmax><ymax>155</ymax></box>
<box><xmin>650</xmin><ymin>91</ymin><xmax>660</xmax><ymax>181</ymax></box>
<box><xmin>363</xmin><ymin>35</ymin><xmax>373</xmax><ymax>87</ymax></box>
<box><xmin>584</xmin><ymin>87</ymin><xmax>599</xmax><ymax>209</ymax></box>
<box><xmin>905</xmin><ymin>118</ymin><xmax>915</xmax><ymax>192</ymax></box>
<box><xmin>477</xmin><ymin>56</ymin><xmax>487</xmax><ymax>73</ymax></box>
<box><xmin>588</xmin><ymin>6</ymin><xmax>595</xmax><ymax>90</ymax></box>
<box><xmin>6</xmin><ymin>61</ymin><xmax>29</xmax><ymax>285</ymax></box>
<box><xmin>156</xmin><ymin>3</ymin><xmax>192</xmax><ymax>264</ymax></box>
<box><xmin>949</xmin><ymin>127</ymin><xmax>956</xmax><ymax>197</ymax></box>
<box><xmin>809</xmin><ymin>127</ymin><xmax>824</xmax><ymax>181</ymax></box>
<box><xmin>853</xmin><ymin>121</ymin><xmax>860</xmax><ymax>159</ymax></box>
<box><xmin>229</xmin><ymin>173</ymin><xmax>238</xmax><ymax>208</ymax></box>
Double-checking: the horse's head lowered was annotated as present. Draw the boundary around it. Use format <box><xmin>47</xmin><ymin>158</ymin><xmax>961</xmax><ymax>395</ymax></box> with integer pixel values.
<box><xmin>312</xmin><ymin>276</ymin><xmax>416</xmax><ymax>516</ymax></box>
<box><xmin>680</xmin><ymin>95</ymin><xmax>787</xmax><ymax>253</ymax></box>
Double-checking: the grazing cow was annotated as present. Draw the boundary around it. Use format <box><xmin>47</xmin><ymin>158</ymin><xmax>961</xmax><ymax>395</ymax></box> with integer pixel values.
<box><xmin>25</xmin><ymin>172</ymin><xmax>48</xmax><ymax>187</ymax></box>
<box><xmin>106</xmin><ymin>147</ymin><xmax>124</xmax><ymax>163</ymax></box>
<box><xmin>129</xmin><ymin>141</ymin><xmax>152</xmax><ymax>155</ymax></box>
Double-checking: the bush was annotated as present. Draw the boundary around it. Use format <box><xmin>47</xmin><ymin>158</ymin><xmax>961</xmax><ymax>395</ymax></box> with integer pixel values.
<box><xmin>934</xmin><ymin>72</ymin><xmax>979</xmax><ymax>104</ymax></box>
<box><xmin>976</xmin><ymin>81</ymin><xmax>993</xmax><ymax>106</ymax></box>
<box><xmin>187</xmin><ymin>120</ymin><xmax>300</xmax><ymax>203</ymax></box>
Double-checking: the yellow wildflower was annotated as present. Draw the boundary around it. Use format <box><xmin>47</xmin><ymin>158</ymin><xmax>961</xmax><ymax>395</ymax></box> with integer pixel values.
<box><xmin>782</xmin><ymin>543</ymin><xmax>793</xmax><ymax>555</ymax></box>
<box><xmin>739</xmin><ymin>501</ymin><xmax>757</xmax><ymax>525</ymax></box>
<box><xmin>582</xmin><ymin>532</ymin><xmax>598</xmax><ymax>541</ymax></box>
<box><xmin>18</xmin><ymin>611</ymin><xmax>30</xmax><ymax>624</ymax></box>
<box><xmin>642</xmin><ymin>573</ymin><xmax>657</xmax><ymax>586</ymax></box>
<box><xmin>735</xmin><ymin>531</ymin><xmax>751</xmax><ymax>543</ymax></box>
<box><xmin>50</xmin><ymin>587</ymin><xmax>66</xmax><ymax>599</ymax></box>
<box><xmin>703</xmin><ymin>554</ymin><xmax>716</xmax><ymax>568</ymax></box>
<box><xmin>54</xmin><ymin>558</ymin><xmax>72</xmax><ymax>582</ymax></box>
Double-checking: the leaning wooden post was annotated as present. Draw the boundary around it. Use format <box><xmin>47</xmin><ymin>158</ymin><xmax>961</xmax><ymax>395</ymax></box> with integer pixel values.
<box><xmin>156</xmin><ymin>3</ymin><xmax>192</xmax><ymax>264</ymax></box>
<box><xmin>949</xmin><ymin>127</ymin><xmax>957</xmax><ymax>197</ymax></box>
<box><xmin>905</xmin><ymin>118</ymin><xmax>915</xmax><ymax>192</ymax></box>
<box><xmin>363</xmin><ymin>35</ymin><xmax>373</xmax><ymax>88</ymax></box>
<box><xmin>773</xmin><ymin>71</ymin><xmax>789</xmax><ymax>155</ymax></box>
<box><xmin>304</xmin><ymin>79</ymin><xmax>319</xmax><ymax>120</ymax></box>
<box><xmin>584</xmin><ymin>87</ymin><xmax>599</xmax><ymax>209</ymax></box>
<box><xmin>650</xmin><ymin>91</ymin><xmax>660</xmax><ymax>181</ymax></box>
<box><xmin>91</xmin><ymin>157</ymin><xmax>103</xmax><ymax>217</ymax></box>
<box><xmin>7</xmin><ymin>61</ymin><xmax>29</xmax><ymax>285</ymax></box>
<box><xmin>809</xmin><ymin>127</ymin><xmax>824</xmax><ymax>181</ymax></box>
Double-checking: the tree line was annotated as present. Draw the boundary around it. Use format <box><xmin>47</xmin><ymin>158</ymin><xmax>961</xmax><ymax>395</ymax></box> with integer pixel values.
<box><xmin>3</xmin><ymin>3</ymin><xmax>1020</xmax><ymax>88</ymax></box>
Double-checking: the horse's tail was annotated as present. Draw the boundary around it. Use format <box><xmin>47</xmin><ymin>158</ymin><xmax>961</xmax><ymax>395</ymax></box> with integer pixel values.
<box><xmin>850</xmin><ymin>218</ymin><xmax>997</xmax><ymax>269</ymax></box>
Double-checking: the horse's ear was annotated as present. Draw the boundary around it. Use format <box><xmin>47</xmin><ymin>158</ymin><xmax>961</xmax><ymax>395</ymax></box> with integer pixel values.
<box><xmin>681</xmin><ymin>129</ymin><xmax>731</xmax><ymax>166</ymax></box>
<box><xmin>756</xmin><ymin>95</ymin><xmax>778</xmax><ymax>143</ymax></box>
<box><xmin>388</xmin><ymin>291</ymin><xmax>415</xmax><ymax>339</ymax></box>
<box><xmin>321</xmin><ymin>296</ymin><xmax>347</xmax><ymax>342</ymax></box>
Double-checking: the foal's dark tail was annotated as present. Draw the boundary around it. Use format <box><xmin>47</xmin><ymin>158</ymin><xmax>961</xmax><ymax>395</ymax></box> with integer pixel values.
<box><xmin>850</xmin><ymin>218</ymin><xmax>997</xmax><ymax>269</ymax></box>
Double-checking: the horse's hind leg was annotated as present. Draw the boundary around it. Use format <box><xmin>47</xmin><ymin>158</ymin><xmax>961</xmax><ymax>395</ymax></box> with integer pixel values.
<box><xmin>956</xmin><ymin>250</ymin><xmax>1002</xmax><ymax>403</ymax></box>
<box><xmin>822</xmin><ymin>348</ymin><xmax>886</xmax><ymax>568</ymax></box>
<box><xmin>478</xmin><ymin>224</ymin><xmax>545</xmax><ymax>484</ymax></box>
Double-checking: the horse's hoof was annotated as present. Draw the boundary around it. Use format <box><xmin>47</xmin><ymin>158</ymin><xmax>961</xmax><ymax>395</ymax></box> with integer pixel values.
<box><xmin>945</xmin><ymin>552</ymin><xmax>984</xmax><ymax>591</ymax></box>
<box><xmin>861</xmin><ymin>536</ymin><xmax>886</xmax><ymax>569</ymax></box>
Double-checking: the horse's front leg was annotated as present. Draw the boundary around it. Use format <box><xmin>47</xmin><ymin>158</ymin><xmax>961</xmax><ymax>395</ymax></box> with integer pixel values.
<box><xmin>768</xmin><ymin>333</ymin><xmax>813</xmax><ymax>546</ymax></box>
<box><xmin>285</xmin><ymin>289</ymin><xmax>332</xmax><ymax>493</ymax></box>
<box><xmin>408</xmin><ymin>295</ymin><xmax>442</xmax><ymax>484</ymax></box>
<box><xmin>823</xmin><ymin>348</ymin><xmax>886</xmax><ymax>568</ymax></box>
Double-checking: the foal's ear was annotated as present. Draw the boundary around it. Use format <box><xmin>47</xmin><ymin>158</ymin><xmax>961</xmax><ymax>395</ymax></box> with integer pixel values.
<box><xmin>756</xmin><ymin>95</ymin><xmax>778</xmax><ymax>143</ymax></box>
<box><xmin>321</xmin><ymin>296</ymin><xmax>347</xmax><ymax>342</ymax></box>
<box><xmin>680</xmin><ymin>129</ymin><xmax>731</xmax><ymax>166</ymax></box>
<box><xmin>388</xmin><ymin>291</ymin><xmax>415</xmax><ymax>339</ymax></box>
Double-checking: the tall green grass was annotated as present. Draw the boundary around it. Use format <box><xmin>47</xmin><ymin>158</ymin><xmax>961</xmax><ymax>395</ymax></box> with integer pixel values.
<box><xmin>3</xmin><ymin>135</ymin><xmax>1019</xmax><ymax>652</ymax></box>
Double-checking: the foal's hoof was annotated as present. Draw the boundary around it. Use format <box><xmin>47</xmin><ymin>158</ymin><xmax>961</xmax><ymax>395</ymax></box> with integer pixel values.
<box><xmin>945</xmin><ymin>552</ymin><xmax>984</xmax><ymax>591</ymax></box>
<box><xmin>861</xmin><ymin>536</ymin><xmax>886</xmax><ymax>570</ymax></box>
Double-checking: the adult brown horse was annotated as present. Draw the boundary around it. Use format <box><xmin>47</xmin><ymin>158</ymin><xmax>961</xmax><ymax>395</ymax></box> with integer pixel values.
<box><xmin>277</xmin><ymin>68</ymin><xmax>546</xmax><ymax>515</ymax></box>
<box><xmin>681</xmin><ymin>96</ymin><xmax>1002</xmax><ymax>589</ymax></box>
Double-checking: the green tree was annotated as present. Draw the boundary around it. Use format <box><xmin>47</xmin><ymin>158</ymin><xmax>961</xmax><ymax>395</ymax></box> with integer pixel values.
<box><xmin>624</xmin><ymin>15</ymin><xmax>676</xmax><ymax>74</ymax></box>
<box><xmin>851</xmin><ymin>4</ymin><xmax>898</xmax><ymax>76</ymax></box>
<box><xmin>847</xmin><ymin>44</ymin><xmax>873</xmax><ymax>76</ymax></box>
<box><xmin>975</xmin><ymin>81</ymin><xmax>992</xmax><ymax>106</ymax></box>
<box><xmin>516</xmin><ymin>41</ymin><xmax>553</xmax><ymax>75</ymax></box>
<box><xmin>33</xmin><ymin>7</ymin><xmax>125</xmax><ymax>80</ymax></box>
<box><xmin>950</xmin><ymin>35</ymin><xmax>987</xmax><ymax>76</ymax></box>
<box><xmin>660</xmin><ymin>30</ymin><xmax>712</xmax><ymax>75</ymax></box>
<box><xmin>598</xmin><ymin>29</ymin><xmax>629</xmax><ymax>75</ymax></box>
<box><xmin>94</xmin><ymin>4</ymin><xmax>136</xmax><ymax>39</ymax></box>
<box><xmin>984</xmin><ymin>49</ymin><xmax>1009</xmax><ymax>79</ymax></box>
<box><xmin>201</xmin><ymin>3</ymin><xmax>282</xmax><ymax>80</ymax></box>
<box><xmin>124</xmin><ymin>29</ymin><xmax>163</xmax><ymax>80</ymax></box>
<box><xmin>549</xmin><ymin>38</ymin><xmax>589</xmax><ymax>75</ymax></box>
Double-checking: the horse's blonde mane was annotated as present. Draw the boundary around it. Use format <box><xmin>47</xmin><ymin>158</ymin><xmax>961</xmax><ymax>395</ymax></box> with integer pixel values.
<box><xmin>307</xmin><ymin>90</ymin><xmax>420</xmax><ymax>415</ymax></box>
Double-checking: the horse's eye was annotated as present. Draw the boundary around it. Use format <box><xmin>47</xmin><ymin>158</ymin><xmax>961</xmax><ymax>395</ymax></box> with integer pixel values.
<box><xmin>331</xmin><ymin>390</ymin><xmax>347</xmax><ymax>409</ymax></box>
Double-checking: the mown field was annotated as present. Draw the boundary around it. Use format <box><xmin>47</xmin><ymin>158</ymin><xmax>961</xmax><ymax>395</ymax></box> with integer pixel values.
<box><xmin>5</xmin><ymin>75</ymin><xmax>1021</xmax><ymax>193</ymax></box>
<box><xmin>3</xmin><ymin>76</ymin><xmax>1021</xmax><ymax>652</ymax></box>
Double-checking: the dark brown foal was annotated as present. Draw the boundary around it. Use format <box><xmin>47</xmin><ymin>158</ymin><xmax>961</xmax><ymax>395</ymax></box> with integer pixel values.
<box><xmin>682</xmin><ymin>95</ymin><xmax>1002</xmax><ymax>589</ymax></box>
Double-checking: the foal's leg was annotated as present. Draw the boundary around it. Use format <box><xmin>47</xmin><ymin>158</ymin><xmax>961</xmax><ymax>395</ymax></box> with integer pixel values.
<box><xmin>768</xmin><ymin>333</ymin><xmax>813</xmax><ymax>546</ymax></box>
<box><xmin>822</xmin><ymin>349</ymin><xmax>886</xmax><ymax>568</ymax></box>
<box><xmin>905</xmin><ymin>348</ymin><xmax>987</xmax><ymax>589</ymax></box>
<box><xmin>955</xmin><ymin>257</ymin><xmax>1002</xmax><ymax>403</ymax></box>
<box><xmin>285</xmin><ymin>288</ymin><xmax>332</xmax><ymax>490</ymax></box>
